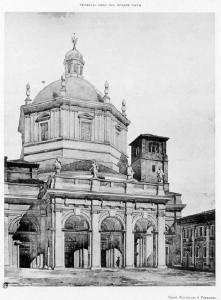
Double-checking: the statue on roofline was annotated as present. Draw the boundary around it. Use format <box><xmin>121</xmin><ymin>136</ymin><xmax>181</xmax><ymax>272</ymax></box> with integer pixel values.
<box><xmin>71</xmin><ymin>33</ymin><xmax>78</xmax><ymax>50</ymax></box>
<box><xmin>54</xmin><ymin>158</ymin><xmax>62</xmax><ymax>174</ymax></box>
<box><xmin>90</xmin><ymin>160</ymin><xmax>99</xmax><ymax>178</ymax></box>
<box><xmin>157</xmin><ymin>167</ymin><xmax>165</xmax><ymax>183</ymax></box>
<box><xmin>127</xmin><ymin>165</ymin><xmax>134</xmax><ymax>180</ymax></box>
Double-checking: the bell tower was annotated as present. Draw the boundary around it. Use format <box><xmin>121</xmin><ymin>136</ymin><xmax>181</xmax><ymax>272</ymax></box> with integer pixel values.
<box><xmin>129</xmin><ymin>134</ymin><xmax>169</xmax><ymax>184</ymax></box>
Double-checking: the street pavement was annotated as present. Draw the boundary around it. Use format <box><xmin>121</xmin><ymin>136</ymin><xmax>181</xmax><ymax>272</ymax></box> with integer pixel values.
<box><xmin>4</xmin><ymin>267</ymin><xmax>215</xmax><ymax>287</ymax></box>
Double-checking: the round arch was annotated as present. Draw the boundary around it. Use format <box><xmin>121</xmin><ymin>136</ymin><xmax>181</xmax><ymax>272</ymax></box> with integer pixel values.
<box><xmin>100</xmin><ymin>216</ymin><xmax>125</xmax><ymax>268</ymax></box>
<box><xmin>133</xmin><ymin>216</ymin><xmax>157</xmax><ymax>268</ymax></box>
<box><xmin>132</xmin><ymin>214</ymin><xmax>157</xmax><ymax>231</ymax></box>
<box><xmin>8</xmin><ymin>216</ymin><xmax>22</xmax><ymax>233</ymax></box>
<box><xmin>17</xmin><ymin>215</ymin><xmax>40</xmax><ymax>233</ymax></box>
<box><xmin>99</xmin><ymin>213</ymin><xmax>125</xmax><ymax>231</ymax></box>
<box><xmin>63</xmin><ymin>213</ymin><xmax>91</xmax><ymax>269</ymax></box>
<box><xmin>62</xmin><ymin>211</ymin><xmax>91</xmax><ymax>230</ymax></box>
<box><xmin>64</xmin><ymin>215</ymin><xmax>90</xmax><ymax>231</ymax></box>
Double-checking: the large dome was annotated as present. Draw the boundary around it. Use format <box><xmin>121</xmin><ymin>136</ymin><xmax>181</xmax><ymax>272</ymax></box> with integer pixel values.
<box><xmin>33</xmin><ymin>76</ymin><xmax>102</xmax><ymax>103</ymax></box>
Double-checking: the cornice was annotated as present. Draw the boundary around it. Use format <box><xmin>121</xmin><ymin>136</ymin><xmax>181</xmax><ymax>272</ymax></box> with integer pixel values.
<box><xmin>22</xmin><ymin>98</ymin><xmax>130</xmax><ymax>127</ymax></box>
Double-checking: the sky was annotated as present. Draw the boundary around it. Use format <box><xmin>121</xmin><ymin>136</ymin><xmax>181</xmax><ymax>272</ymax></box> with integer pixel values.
<box><xmin>4</xmin><ymin>12</ymin><xmax>214</xmax><ymax>216</ymax></box>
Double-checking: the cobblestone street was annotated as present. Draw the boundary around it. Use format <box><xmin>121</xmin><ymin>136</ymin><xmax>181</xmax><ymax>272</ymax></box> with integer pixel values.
<box><xmin>4</xmin><ymin>267</ymin><xmax>215</xmax><ymax>287</ymax></box>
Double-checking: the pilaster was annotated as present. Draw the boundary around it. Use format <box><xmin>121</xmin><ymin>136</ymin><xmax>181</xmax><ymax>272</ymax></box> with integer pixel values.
<box><xmin>157</xmin><ymin>205</ymin><xmax>166</xmax><ymax>268</ymax></box>
<box><xmin>4</xmin><ymin>214</ymin><xmax>9</xmax><ymax>266</ymax></box>
<box><xmin>91</xmin><ymin>200</ymin><xmax>101</xmax><ymax>269</ymax></box>
<box><xmin>206</xmin><ymin>225</ymin><xmax>210</xmax><ymax>266</ymax></box>
<box><xmin>125</xmin><ymin>203</ymin><xmax>134</xmax><ymax>268</ymax></box>
<box><xmin>54</xmin><ymin>199</ymin><xmax>65</xmax><ymax>268</ymax></box>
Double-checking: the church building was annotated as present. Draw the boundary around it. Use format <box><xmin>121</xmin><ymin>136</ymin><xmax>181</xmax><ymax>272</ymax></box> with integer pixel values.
<box><xmin>4</xmin><ymin>35</ymin><xmax>186</xmax><ymax>270</ymax></box>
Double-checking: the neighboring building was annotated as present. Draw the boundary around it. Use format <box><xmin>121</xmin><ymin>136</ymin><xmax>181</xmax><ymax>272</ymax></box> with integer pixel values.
<box><xmin>4</xmin><ymin>36</ymin><xmax>186</xmax><ymax>270</ymax></box>
<box><xmin>176</xmin><ymin>210</ymin><xmax>215</xmax><ymax>272</ymax></box>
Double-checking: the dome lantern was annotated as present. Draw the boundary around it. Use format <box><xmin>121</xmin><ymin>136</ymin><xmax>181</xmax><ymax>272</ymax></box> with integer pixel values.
<box><xmin>64</xmin><ymin>34</ymin><xmax>85</xmax><ymax>78</ymax></box>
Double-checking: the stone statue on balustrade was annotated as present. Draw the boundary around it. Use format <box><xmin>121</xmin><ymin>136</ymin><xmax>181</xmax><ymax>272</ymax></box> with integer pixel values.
<box><xmin>54</xmin><ymin>158</ymin><xmax>62</xmax><ymax>174</ymax></box>
<box><xmin>157</xmin><ymin>167</ymin><xmax>165</xmax><ymax>183</ymax></box>
<box><xmin>90</xmin><ymin>160</ymin><xmax>99</xmax><ymax>178</ymax></box>
<box><xmin>37</xmin><ymin>182</ymin><xmax>48</xmax><ymax>199</ymax></box>
<box><xmin>46</xmin><ymin>173</ymin><xmax>56</xmax><ymax>189</ymax></box>
<box><xmin>127</xmin><ymin>165</ymin><xmax>134</xmax><ymax>180</ymax></box>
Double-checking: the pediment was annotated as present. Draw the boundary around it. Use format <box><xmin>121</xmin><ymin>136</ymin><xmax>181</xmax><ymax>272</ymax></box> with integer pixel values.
<box><xmin>78</xmin><ymin>113</ymin><xmax>94</xmax><ymax>120</ymax></box>
<box><xmin>115</xmin><ymin>124</ymin><xmax>123</xmax><ymax>132</ymax></box>
<box><xmin>35</xmin><ymin>112</ymin><xmax>50</xmax><ymax>122</ymax></box>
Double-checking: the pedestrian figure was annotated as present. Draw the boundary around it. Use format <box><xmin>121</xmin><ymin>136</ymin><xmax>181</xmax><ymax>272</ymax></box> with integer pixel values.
<box><xmin>116</xmin><ymin>256</ymin><xmax>120</xmax><ymax>268</ymax></box>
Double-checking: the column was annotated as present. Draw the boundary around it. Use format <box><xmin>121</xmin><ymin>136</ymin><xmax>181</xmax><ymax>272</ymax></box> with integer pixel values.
<box><xmin>74</xmin><ymin>111</ymin><xmax>79</xmax><ymax>139</ymax></box>
<box><xmin>88</xmin><ymin>232</ymin><xmax>91</xmax><ymax>268</ymax></box>
<box><xmin>60</xmin><ymin>107</ymin><xmax>64</xmax><ymax>138</ymax></box>
<box><xmin>33</xmin><ymin>113</ymin><xmax>38</xmax><ymax>142</ymax></box>
<box><xmin>69</xmin><ymin>109</ymin><xmax>74</xmax><ymax>139</ymax></box>
<box><xmin>125</xmin><ymin>204</ymin><xmax>134</xmax><ymax>268</ymax></box>
<box><xmin>50</xmin><ymin>110</ymin><xmax>54</xmax><ymax>139</ymax></box>
<box><xmin>4</xmin><ymin>214</ymin><xmax>9</xmax><ymax>266</ymax></box>
<box><xmin>40</xmin><ymin>210</ymin><xmax>47</xmax><ymax>268</ymax></box>
<box><xmin>192</xmin><ymin>227</ymin><xmax>195</xmax><ymax>265</ymax></box>
<box><xmin>146</xmin><ymin>233</ymin><xmax>153</xmax><ymax>266</ymax></box>
<box><xmin>104</xmin><ymin>112</ymin><xmax>109</xmax><ymax>143</ymax></box>
<box><xmin>24</xmin><ymin>115</ymin><xmax>30</xmax><ymax>143</ymax></box>
<box><xmin>55</xmin><ymin>200</ymin><xmax>65</xmax><ymax>268</ymax></box>
<box><xmin>157</xmin><ymin>205</ymin><xmax>166</xmax><ymax>268</ymax></box>
<box><xmin>91</xmin><ymin>200</ymin><xmax>101</xmax><ymax>269</ymax></box>
<box><xmin>206</xmin><ymin>225</ymin><xmax>210</xmax><ymax>266</ymax></box>
<box><xmin>53</xmin><ymin>110</ymin><xmax>57</xmax><ymax>138</ymax></box>
<box><xmin>8</xmin><ymin>233</ymin><xmax>13</xmax><ymax>267</ymax></box>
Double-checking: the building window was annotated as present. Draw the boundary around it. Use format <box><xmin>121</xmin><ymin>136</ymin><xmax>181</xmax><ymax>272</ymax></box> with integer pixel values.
<box><xmin>135</xmin><ymin>146</ymin><xmax>139</xmax><ymax>156</ymax></box>
<box><xmin>40</xmin><ymin>122</ymin><xmax>48</xmax><ymax>141</ymax></box>
<box><xmin>115</xmin><ymin>131</ymin><xmax>120</xmax><ymax>149</ymax></box>
<box><xmin>210</xmin><ymin>246</ymin><xmax>215</xmax><ymax>258</ymax></box>
<box><xmin>210</xmin><ymin>225</ymin><xmax>215</xmax><ymax>236</ymax></box>
<box><xmin>199</xmin><ymin>227</ymin><xmax>203</xmax><ymax>237</ymax></box>
<box><xmin>195</xmin><ymin>247</ymin><xmax>199</xmax><ymax>258</ymax></box>
<box><xmin>187</xmin><ymin>228</ymin><xmax>191</xmax><ymax>238</ymax></box>
<box><xmin>203</xmin><ymin>247</ymin><xmax>207</xmax><ymax>258</ymax></box>
<box><xmin>152</xmin><ymin>165</ymin><xmax>156</xmax><ymax>172</ymax></box>
<box><xmin>149</xmin><ymin>142</ymin><xmax>160</xmax><ymax>153</ymax></box>
<box><xmin>81</xmin><ymin>121</ymin><xmax>92</xmax><ymax>141</ymax></box>
<box><xmin>204</xmin><ymin>226</ymin><xmax>207</xmax><ymax>236</ymax></box>
<box><xmin>190</xmin><ymin>247</ymin><xmax>193</xmax><ymax>257</ymax></box>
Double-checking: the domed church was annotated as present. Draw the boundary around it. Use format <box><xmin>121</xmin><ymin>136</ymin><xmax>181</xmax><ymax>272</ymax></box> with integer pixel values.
<box><xmin>4</xmin><ymin>35</ymin><xmax>185</xmax><ymax>270</ymax></box>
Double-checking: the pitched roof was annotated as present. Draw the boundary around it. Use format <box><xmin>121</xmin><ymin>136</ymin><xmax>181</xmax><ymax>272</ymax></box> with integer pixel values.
<box><xmin>129</xmin><ymin>134</ymin><xmax>169</xmax><ymax>145</ymax></box>
<box><xmin>177</xmin><ymin>209</ymin><xmax>215</xmax><ymax>224</ymax></box>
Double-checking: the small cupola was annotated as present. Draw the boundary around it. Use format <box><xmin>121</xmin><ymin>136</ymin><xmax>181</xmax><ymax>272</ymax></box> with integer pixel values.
<box><xmin>64</xmin><ymin>34</ymin><xmax>85</xmax><ymax>77</ymax></box>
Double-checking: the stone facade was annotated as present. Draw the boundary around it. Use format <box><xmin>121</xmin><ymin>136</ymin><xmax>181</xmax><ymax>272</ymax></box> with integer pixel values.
<box><xmin>4</xmin><ymin>36</ymin><xmax>186</xmax><ymax>270</ymax></box>
<box><xmin>176</xmin><ymin>210</ymin><xmax>215</xmax><ymax>272</ymax></box>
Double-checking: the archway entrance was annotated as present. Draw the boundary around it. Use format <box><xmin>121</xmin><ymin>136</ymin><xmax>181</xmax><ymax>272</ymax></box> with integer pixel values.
<box><xmin>134</xmin><ymin>218</ymin><xmax>156</xmax><ymax>267</ymax></box>
<box><xmin>64</xmin><ymin>215</ymin><xmax>90</xmax><ymax>268</ymax></box>
<box><xmin>100</xmin><ymin>217</ymin><xmax>124</xmax><ymax>268</ymax></box>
